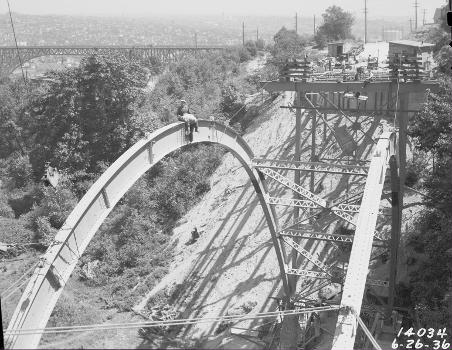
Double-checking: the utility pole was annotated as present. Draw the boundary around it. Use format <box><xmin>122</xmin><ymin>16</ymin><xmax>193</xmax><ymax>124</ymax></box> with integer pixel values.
<box><xmin>242</xmin><ymin>22</ymin><xmax>245</xmax><ymax>46</ymax></box>
<box><xmin>409</xmin><ymin>18</ymin><xmax>413</xmax><ymax>33</ymax></box>
<box><xmin>382</xmin><ymin>26</ymin><xmax>385</xmax><ymax>41</ymax></box>
<box><xmin>313</xmin><ymin>15</ymin><xmax>316</xmax><ymax>35</ymax></box>
<box><xmin>414</xmin><ymin>0</ymin><xmax>419</xmax><ymax>30</ymax></box>
<box><xmin>295</xmin><ymin>12</ymin><xmax>298</xmax><ymax>34</ymax></box>
<box><xmin>364</xmin><ymin>0</ymin><xmax>368</xmax><ymax>44</ymax></box>
<box><xmin>422</xmin><ymin>9</ymin><xmax>426</xmax><ymax>25</ymax></box>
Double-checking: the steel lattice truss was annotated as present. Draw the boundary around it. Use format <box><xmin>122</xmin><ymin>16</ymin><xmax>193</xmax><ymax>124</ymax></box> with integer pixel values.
<box><xmin>260</xmin><ymin>167</ymin><xmax>357</xmax><ymax>225</ymax></box>
<box><xmin>266</xmin><ymin>195</ymin><xmax>320</xmax><ymax>209</ymax></box>
<box><xmin>281</xmin><ymin>236</ymin><xmax>331</xmax><ymax>274</ymax></box>
<box><xmin>252</xmin><ymin>158</ymin><xmax>369</xmax><ymax>176</ymax></box>
<box><xmin>279</xmin><ymin>229</ymin><xmax>354</xmax><ymax>243</ymax></box>
<box><xmin>0</xmin><ymin>45</ymin><xmax>225</xmax><ymax>77</ymax></box>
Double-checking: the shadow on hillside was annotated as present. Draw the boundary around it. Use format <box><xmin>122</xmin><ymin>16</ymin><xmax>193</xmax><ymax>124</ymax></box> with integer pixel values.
<box><xmin>137</xmin><ymin>94</ymin><xmax>384</xmax><ymax>348</ymax></box>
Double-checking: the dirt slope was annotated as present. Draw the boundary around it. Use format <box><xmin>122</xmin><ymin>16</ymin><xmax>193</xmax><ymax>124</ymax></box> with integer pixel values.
<box><xmin>135</xmin><ymin>91</ymin><xmax>298</xmax><ymax>341</ymax></box>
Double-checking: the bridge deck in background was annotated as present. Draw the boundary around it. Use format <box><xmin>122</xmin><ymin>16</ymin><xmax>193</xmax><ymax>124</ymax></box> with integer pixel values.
<box><xmin>0</xmin><ymin>45</ymin><xmax>227</xmax><ymax>77</ymax></box>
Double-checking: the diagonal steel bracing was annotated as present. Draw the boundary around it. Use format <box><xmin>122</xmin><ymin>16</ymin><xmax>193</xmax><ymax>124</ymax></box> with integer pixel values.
<box><xmin>261</xmin><ymin>168</ymin><xmax>357</xmax><ymax>225</ymax></box>
<box><xmin>260</xmin><ymin>168</ymin><xmax>327</xmax><ymax>206</ymax></box>
<box><xmin>280</xmin><ymin>236</ymin><xmax>331</xmax><ymax>274</ymax></box>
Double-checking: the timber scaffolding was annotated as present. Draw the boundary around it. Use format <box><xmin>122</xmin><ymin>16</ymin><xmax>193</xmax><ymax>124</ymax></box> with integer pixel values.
<box><xmin>256</xmin><ymin>55</ymin><xmax>438</xmax><ymax>349</ymax></box>
<box><xmin>282</xmin><ymin>53</ymin><xmax>431</xmax><ymax>83</ymax></box>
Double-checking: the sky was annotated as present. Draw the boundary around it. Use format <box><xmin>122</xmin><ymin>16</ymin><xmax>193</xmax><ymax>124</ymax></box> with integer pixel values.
<box><xmin>1</xmin><ymin>0</ymin><xmax>447</xmax><ymax>19</ymax></box>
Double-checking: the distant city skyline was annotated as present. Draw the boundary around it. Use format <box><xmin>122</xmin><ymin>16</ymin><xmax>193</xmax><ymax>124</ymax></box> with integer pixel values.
<box><xmin>0</xmin><ymin>0</ymin><xmax>447</xmax><ymax>20</ymax></box>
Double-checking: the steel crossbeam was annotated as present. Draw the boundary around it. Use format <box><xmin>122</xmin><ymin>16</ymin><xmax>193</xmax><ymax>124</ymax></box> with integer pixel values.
<box><xmin>266</xmin><ymin>196</ymin><xmax>320</xmax><ymax>209</ymax></box>
<box><xmin>285</xmin><ymin>266</ymin><xmax>330</xmax><ymax>279</ymax></box>
<box><xmin>267</xmin><ymin>197</ymin><xmax>367</xmax><ymax>215</ymax></box>
<box><xmin>280</xmin><ymin>236</ymin><xmax>330</xmax><ymax>274</ymax></box>
<box><xmin>280</xmin><ymin>229</ymin><xmax>354</xmax><ymax>243</ymax></box>
<box><xmin>280</xmin><ymin>228</ymin><xmax>388</xmax><ymax>245</ymax></box>
<box><xmin>252</xmin><ymin>158</ymin><xmax>369</xmax><ymax>176</ymax></box>
<box><xmin>334</xmin><ymin>203</ymin><xmax>360</xmax><ymax>212</ymax></box>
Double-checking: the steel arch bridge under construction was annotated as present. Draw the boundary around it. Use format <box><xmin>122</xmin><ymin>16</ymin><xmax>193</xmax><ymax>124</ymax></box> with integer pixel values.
<box><xmin>0</xmin><ymin>45</ymin><xmax>226</xmax><ymax>77</ymax></box>
<box><xmin>5</xmin><ymin>113</ymin><xmax>400</xmax><ymax>349</ymax></box>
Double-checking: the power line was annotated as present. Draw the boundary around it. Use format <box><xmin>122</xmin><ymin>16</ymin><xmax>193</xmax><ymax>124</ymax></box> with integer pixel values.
<box><xmin>0</xmin><ymin>262</ymin><xmax>38</xmax><ymax>301</ymax></box>
<box><xmin>295</xmin><ymin>12</ymin><xmax>298</xmax><ymax>34</ymax></box>
<box><xmin>5</xmin><ymin>0</ymin><xmax>26</xmax><ymax>83</ymax></box>
<box><xmin>4</xmin><ymin>305</ymin><xmax>339</xmax><ymax>336</ymax></box>
<box><xmin>313</xmin><ymin>15</ymin><xmax>316</xmax><ymax>36</ymax></box>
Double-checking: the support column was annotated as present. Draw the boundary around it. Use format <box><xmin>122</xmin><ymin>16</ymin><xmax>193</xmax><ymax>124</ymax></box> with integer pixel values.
<box><xmin>291</xmin><ymin>90</ymin><xmax>303</xmax><ymax>295</ymax></box>
<box><xmin>388</xmin><ymin>156</ymin><xmax>400</xmax><ymax>317</ymax></box>
<box><xmin>387</xmin><ymin>94</ymin><xmax>408</xmax><ymax>316</ymax></box>
<box><xmin>311</xmin><ymin>103</ymin><xmax>317</xmax><ymax>194</ymax></box>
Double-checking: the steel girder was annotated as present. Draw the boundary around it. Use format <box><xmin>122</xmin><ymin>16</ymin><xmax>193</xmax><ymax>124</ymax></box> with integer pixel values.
<box><xmin>331</xmin><ymin>131</ymin><xmax>397</xmax><ymax>350</ymax></box>
<box><xmin>5</xmin><ymin>120</ymin><xmax>287</xmax><ymax>349</ymax></box>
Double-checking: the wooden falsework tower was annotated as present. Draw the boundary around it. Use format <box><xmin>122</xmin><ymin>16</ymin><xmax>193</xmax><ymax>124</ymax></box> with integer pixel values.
<box><xmin>257</xmin><ymin>67</ymin><xmax>437</xmax><ymax>348</ymax></box>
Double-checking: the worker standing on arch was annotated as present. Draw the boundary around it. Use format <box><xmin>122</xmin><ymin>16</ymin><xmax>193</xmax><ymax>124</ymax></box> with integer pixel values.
<box><xmin>177</xmin><ymin>99</ymin><xmax>198</xmax><ymax>142</ymax></box>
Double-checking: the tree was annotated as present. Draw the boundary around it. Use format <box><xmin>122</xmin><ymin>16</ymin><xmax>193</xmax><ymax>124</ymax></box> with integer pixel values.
<box><xmin>273</xmin><ymin>27</ymin><xmax>307</xmax><ymax>57</ymax></box>
<box><xmin>26</xmin><ymin>55</ymin><xmax>149</xmax><ymax>194</ymax></box>
<box><xmin>402</xmin><ymin>19</ymin><xmax>452</xmax><ymax>337</ymax></box>
<box><xmin>271</xmin><ymin>26</ymin><xmax>308</xmax><ymax>66</ymax></box>
<box><xmin>244</xmin><ymin>40</ymin><xmax>257</xmax><ymax>57</ymax></box>
<box><xmin>315</xmin><ymin>6</ymin><xmax>355</xmax><ymax>47</ymax></box>
<box><xmin>0</xmin><ymin>80</ymin><xmax>34</xmax><ymax>158</ymax></box>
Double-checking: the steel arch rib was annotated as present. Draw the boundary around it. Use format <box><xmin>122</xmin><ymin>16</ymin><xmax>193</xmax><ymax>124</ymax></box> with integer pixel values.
<box><xmin>331</xmin><ymin>131</ymin><xmax>397</xmax><ymax>350</ymax></box>
<box><xmin>5</xmin><ymin>120</ymin><xmax>288</xmax><ymax>349</ymax></box>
